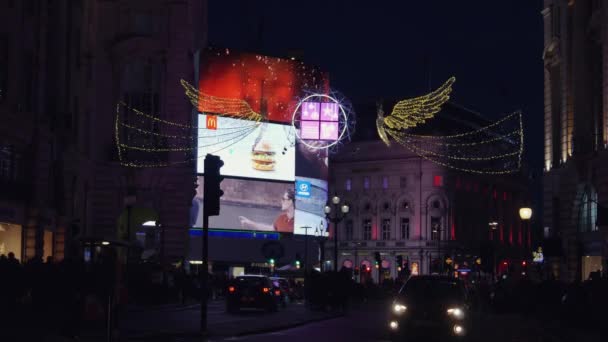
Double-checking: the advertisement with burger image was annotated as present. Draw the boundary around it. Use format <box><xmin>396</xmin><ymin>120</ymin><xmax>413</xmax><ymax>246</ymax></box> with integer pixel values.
<box><xmin>251</xmin><ymin>141</ymin><xmax>276</xmax><ymax>171</ymax></box>
<box><xmin>197</xmin><ymin>114</ymin><xmax>295</xmax><ymax>182</ymax></box>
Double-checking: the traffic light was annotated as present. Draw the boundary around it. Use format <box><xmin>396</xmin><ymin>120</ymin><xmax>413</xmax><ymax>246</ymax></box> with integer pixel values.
<box><xmin>269</xmin><ymin>258</ymin><xmax>275</xmax><ymax>266</ymax></box>
<box><xmin>295</xmin><ymin>253</ymin><xmax>301</xmax><ymax>269</ymax></box>
<box><xmin>521</xmin><ymin>260</ymin><xmax>527</xmax><ymax>275</ymax></box>
<box><xmin>203</xmin><ymin>154</ymin><xmax>224</xmax><ymax>216</ymax></box>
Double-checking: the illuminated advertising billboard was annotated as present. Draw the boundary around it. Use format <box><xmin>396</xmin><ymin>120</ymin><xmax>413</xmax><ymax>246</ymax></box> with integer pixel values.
<box><xmin>198</xmin><ymin>48</ymin><xmax>328</xmax><ymax>124</ymax></box>
<box><xmin>196</xmin><ymin>114</ymin><xmax>296</xmax><ymax>182</ymax></box>
<box><xmin>191</xmin><ymin>177</ymin><xmax>295</xmax><ymax>233</ymax></box>
<box><xmin>192</xmin><ymin>48</ymin><xmax>330</xmax><ymax>236</ymax></box>
<box><xmin>294</xmin><ymin>177</ymin><xmax>328</xmax><ymax>236</ymax></box>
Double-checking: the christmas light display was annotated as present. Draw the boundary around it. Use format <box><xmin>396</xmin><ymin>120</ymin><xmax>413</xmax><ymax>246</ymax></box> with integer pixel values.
<box><xmin>180</xmin><ymin>79</ymin><xmax>263</xmax><ymax>122</ymax></box>
<box><xmin>291</xmin><ymin>91</ymin><xmax>355</xmax><ymax>153</ymax></box>
<box><xmin>376</xmin><ymin>76</ymin><xmax>455</xmax><ymax>146</ymax></box>
<box><xmin>114</xmin><ymin>100</ymin><xmax>262</xmax><ymax>168</ymax></box>
<box><xmin>375</xmin><ymin>77</ymin><xmax>524</xmax><ymax>175</ymax></box>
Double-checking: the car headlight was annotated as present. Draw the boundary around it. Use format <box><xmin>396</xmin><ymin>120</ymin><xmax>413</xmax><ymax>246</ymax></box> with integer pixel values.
<box><xmin>393</xmin><ymin>303</ymin><xmax>407</xmax><ymax>314</ymax></box>
<box><xmin>447</xmin><ymin>307</ymin><xmax>464</xmax><ymax>319</ymax></box>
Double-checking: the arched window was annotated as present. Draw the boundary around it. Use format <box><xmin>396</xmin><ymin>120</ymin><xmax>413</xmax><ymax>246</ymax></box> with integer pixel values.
<box><xmin>579</xmin><ymin>187</ymin><xmax>598</xmax><ymax>232</ymax></box>
<box><xmin>120</xmin><ymin>59</ymin><xmax>163</xmax><ymax>162</ymax></box>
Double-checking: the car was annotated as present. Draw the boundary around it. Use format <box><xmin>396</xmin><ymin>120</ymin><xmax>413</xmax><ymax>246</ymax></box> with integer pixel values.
<box><xmin>270</xmin><ymin>277</ymin><xmax>292</xmax><ymax>307</ymax></box>
<box><xmin>226</xmin><ymin>275</ymin><xmax>281</xmax><ymax>313</ymax></box>
<box><xmin>388</xmin><ymin>275</ymin><xmax>471</xmax><ymax>341</ymax></box>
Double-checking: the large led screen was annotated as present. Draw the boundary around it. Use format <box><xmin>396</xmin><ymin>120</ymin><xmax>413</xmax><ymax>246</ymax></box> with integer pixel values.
<box><xmin>294</xmin><ymin>177</ymin><xmax>328</xmax><ymax>236</ymax></box>
<box><xmin>191</xmin><ymin>177</ymin><xmax>295</xmax><ymax>233</ymax></box>
<box><xmin>293</xmin><ymin>142</ymin><xmax>329</xmax><ymax>235</ymax></box>
<box><xmin>196</xmin><ymin>114</ymin><xmax>296</xmax><ymax>181</ymax></box>
<box><xmin>198</xmin><ymin>47</ymin><xmax>329</xmax><ymax>124</ymax></box>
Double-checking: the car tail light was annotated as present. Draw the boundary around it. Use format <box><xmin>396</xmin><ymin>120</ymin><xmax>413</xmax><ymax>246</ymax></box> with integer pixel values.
<box><xmin>228</xmin><ymin>286</ymin><xmax>235</xmax><ymax>293</ymax></box>
<box><xmin>262</xmin><ymin>287</ymin><xmax>270</xmax><ymax>293</ymax></box>
<box><xmin>274</xmin><ymin>290</ymin><xmax>281</xmax><ymax>296</ymax></box>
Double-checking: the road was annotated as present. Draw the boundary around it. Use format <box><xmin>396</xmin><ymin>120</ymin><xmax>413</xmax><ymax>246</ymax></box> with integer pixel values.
<box><xmin>211</xmin><ymin>302</ymin><xmax>603</xmax><ymax>342</ymax></box>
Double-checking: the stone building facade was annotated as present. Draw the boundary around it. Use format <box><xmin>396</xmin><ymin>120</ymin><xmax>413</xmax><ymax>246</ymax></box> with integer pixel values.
<box><xmin>541</xmin><ymin>0</ymin><xmax>608</xmax><ymax>282</ymax></box>
<box><xmin>327</xmin><ymin>105</ymin><xmax>530</xmax><ymax>283</ymax></box>
<box><xmin>0</xmin><ymin>0</ymin><xmax>206</xmax><ymax>263</ymax></box>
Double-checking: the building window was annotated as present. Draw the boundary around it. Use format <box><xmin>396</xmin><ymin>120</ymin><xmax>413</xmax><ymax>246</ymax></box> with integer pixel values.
<box><xmin>400</xmin><ymin>176</ymin><xmax>407</xmax><ymax>188</ymax></box>
<box><xmin>431</xmin><ymin>217</ymin><xmax>441</xmax><ymax>240</ymax></box>
<box><xmin>363</xmin><ymin>176</ymin><xmax>370</xmax><ymax>190</ymax></box>
<box><xmin>432</xmin><ymin>200</ymin><xmax>441</xmax><ymax>209</ymax></box>
<box><xmin>345</xmin><ymin>178</ymin><xmax>351</xmax><ymax>191</ymax></box>
<box><xmin>363</xmin><ymin>219</ymin><xmax>372</xmax><ymax>240</ymax></box>
<box><xmin>345</xmin><ymin>220</ymin><xmax>353</xmax><ymax>240</ymax></box>
<box><xmin>120</xmin><ymin>60</ymin><xmax>163</xmax><ymax>162</ymax></box>
<box><xmin>0</xmin><ymin>35</ymin><xmax>7</xmax><ymax>103</ymax></box>
<box><xmin>381</xmin><ymin>219</ymin><xmax>391</xmax><ymax>240</ymax></box>
<box><xmin>401</xmin><ymin>201</ymin><xmax>410</xmax><ymax>211</ymax></box>
<box><xmin>552</xmin><ymin>5</ymin><xmax>561</xmax><ymax>38</ymax></box>
<box><xmin>433</xmin><ymin>175</ymin><xmax>443</xmax><ymax>187</ymax></box>
<box><xmin>579</xmin><ymin>188</ymin><xmax>598</xmax><ymax>232</ymax></box>
<box><xmin>400</xmin><ymin>218</ymin><xmax>410</xmax><ymax>240</ymax></box>
<box><xmin>382</xmin><ymin>176</ymin><xmax>389</xmax><ymax>189</ymax></box>
<box><xmin>0</xmin><ymin>145</ymin><xmax>16</xmax><ymax>181</ymax></box>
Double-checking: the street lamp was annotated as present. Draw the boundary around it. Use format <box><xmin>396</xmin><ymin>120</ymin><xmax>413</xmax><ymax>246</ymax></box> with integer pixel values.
<box><xmin>325</xmin><ymin>194</ymin><xmax>349</xmax><ymax>272</ymax></box>
<box><xmin>432</xmin><ymin>223</ymin><xmax>444</xmax><ymax>274</ymax></box>
<box><xmin>519</xmin><ymin>207</ymin><xmax>532</xmax><ymax>221</ymax></box>
<box><xmin>519</xmin><ymin>206</ymin><xmax>533</xmax><ymax>275</ymax></box>
<box><xmin>314</xmin><ymin>225</ymin><xmax>328</xmax><ymax>272</ymax></box>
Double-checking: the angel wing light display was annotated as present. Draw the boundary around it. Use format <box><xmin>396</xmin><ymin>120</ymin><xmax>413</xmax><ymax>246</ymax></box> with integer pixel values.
<box><xmin>376</xmin><ymin>77</ymin><xmax>524</xmax><ymax>175</ymax></box>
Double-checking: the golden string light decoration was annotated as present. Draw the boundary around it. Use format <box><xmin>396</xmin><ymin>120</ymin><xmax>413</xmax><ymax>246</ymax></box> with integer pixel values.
<box><xmin>376</xmin><ymin>76</ymin><xmax>455</xmax><ymax>146</ymax></box>
<box><xmin>180</xmin><ymin>79</ymin><xmax>263</xmax><ymax>122</ymax></box>
<box><xmin>115</xmin><ymin>96</ymin><xmax>263</xmax><ymax>167</ymax></box>
<box><xmin>375</xmin><ymin>76</ymin><xmax>524</xmax><ymax>175</ymax></box>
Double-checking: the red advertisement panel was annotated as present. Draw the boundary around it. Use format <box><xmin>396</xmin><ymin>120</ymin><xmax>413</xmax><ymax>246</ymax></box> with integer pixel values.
<box><xmin>198</xmin><ymin>47</ymin><xmax>329</xmax><ymax>123</ymax></box>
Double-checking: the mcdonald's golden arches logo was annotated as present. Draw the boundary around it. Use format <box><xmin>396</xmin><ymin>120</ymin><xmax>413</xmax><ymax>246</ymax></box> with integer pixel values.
<box><xmin>206</xmin><ymin>115</ymin><xmax>218</xmax><ymax>130</ymax></box>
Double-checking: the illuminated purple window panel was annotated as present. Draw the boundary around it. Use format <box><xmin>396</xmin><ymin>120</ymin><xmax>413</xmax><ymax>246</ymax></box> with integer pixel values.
<box><xmin>320</xmin><ymin>121</ymin><xmax>339</xmax><ymax>141</ymax></box>
<box><xmin>320</xmin><ymin>102</ymin><xmax>339</xmax><ymax>121</ymax></box>
<box><xmin>301</xmin><ymin>121</ymin><xmax>320</xmax><ymax>140</ymax></box>
<box><xmin>301</xmin><ymin>102</ymin><xmax>320</xmax><ymax>120</ymax></box>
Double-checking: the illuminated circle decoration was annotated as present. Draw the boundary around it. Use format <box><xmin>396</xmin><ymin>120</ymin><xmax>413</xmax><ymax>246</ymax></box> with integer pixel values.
<box><xmin>291</xmin><ymin>93</ymin><xmax>353</xmax><ymax>151</ymax></box>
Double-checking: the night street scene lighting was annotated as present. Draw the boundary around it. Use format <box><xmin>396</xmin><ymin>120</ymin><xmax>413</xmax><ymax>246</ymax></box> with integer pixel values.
<box><xmin>0</xmin><ymin>1</ymin><xmax>606</xmax><ymax>341</ymax></box>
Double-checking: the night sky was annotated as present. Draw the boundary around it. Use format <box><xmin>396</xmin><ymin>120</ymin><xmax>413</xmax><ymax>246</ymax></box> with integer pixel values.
<box><xmin>207</xmin><ymin>1</ymin><xmax>544</xmax><ymax>176</ymax></box>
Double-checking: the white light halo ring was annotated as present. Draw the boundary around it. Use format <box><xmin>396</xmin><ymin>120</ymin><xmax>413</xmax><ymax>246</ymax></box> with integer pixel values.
<box><xmin>291</xmin><ymin>93</ymin><xmax>348</xmax><ymax>150</ymax></box>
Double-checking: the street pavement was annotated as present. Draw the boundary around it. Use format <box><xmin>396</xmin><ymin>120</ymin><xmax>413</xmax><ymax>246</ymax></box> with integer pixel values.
<box><xmin>205</xmin><ymin>302</ymin><xmax>603</xmax><ymax>342</ymax></box>
<box><xmin>45</xmin><ymin>299</ymin><xmax>341</xmax><ymax>341</ymax></box>
<box><xmin>44</xmin><ymin>299</ymin><xmax>603</xmax><ymax>342</ymax></box>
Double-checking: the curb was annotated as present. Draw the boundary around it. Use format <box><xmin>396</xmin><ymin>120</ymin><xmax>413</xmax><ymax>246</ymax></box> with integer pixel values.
<box><xmin>126</xmin><ymin>312</ymin><xmax>344</xmax><ymax>340</ymax></box>
<box><xmin>232</xmin><ymin>312</ymin><xmax>344</xmax><ymax>337</ymax></box>
<box><xmin>127</xmin><ymin>302</ymin><xmax>209</xmax><ymax>314</ymax></box>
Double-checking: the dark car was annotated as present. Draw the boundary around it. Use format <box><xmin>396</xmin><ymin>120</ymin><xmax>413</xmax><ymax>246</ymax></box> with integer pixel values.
<box><xmin>388</xmin><ymin>276</ymin><xmax>471</xmax><ymax>341</ymax></box>
<box><xmin>226</xmin><ymin>275</ymin><xmax>281</xmax><ymax>313</ymax></box>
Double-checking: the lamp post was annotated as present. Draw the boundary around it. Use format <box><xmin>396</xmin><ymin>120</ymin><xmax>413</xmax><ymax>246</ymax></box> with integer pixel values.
<box><xmin>325</xmin><ymin>194</ymin><xmax>349</xmax><ymax>272</ymax></box>
<box><xmin>432</xmin><ymin>223</ymin><xmax>443</xmax><ymax>274</ymax></box>
<box><xmin>489</xmin><ymin>221</ymin><xmax>498</xmax><ymax>281</ymax></box>
<box><xmin>519</xmin><ymin>206</ymin><xmax>533</xmax><ymax>276</ymax></box>
<box><xmin>314</xmin><ymin>225</ymin><xmax>328</xmax><ymax>272</ymax></box>
<box><xmin>300</xmin><ymin>226</ymin><xmax>313</xmax><ymax>274</ymax></box>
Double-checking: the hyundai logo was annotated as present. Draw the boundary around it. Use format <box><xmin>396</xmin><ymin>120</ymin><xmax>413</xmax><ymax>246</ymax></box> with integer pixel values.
<box><xmin>299</xmin><ymin>183</ymin><xmax>309</xmax><ymax>192</ymax></box>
